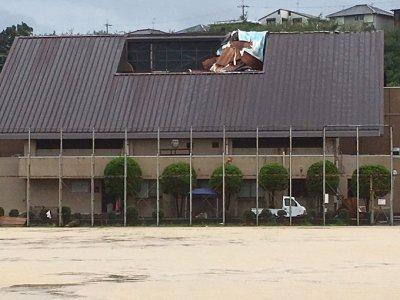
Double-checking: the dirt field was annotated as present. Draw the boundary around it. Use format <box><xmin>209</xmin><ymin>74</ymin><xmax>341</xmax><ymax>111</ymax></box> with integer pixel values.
<box><xmin>0</xmin><ymin>227</ymin><xmax>400</xmax><ymax>299</ymax></box>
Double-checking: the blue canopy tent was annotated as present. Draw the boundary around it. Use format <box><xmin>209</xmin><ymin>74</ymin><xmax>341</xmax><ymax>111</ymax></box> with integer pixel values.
<box><xmin>191</xmin><ymin>188</ymin><xmax>217</xmax><ymax>197</ymax></box>
<box><xmin>184</xmin><ymin>188</ymin><xmax>219</xmax><ymax>219</ymax></box>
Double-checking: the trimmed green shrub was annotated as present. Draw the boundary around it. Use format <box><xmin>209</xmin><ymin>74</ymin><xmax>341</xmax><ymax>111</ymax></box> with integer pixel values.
<box><xmin>39</xmin><ymin>208</ymin><xmax>49</xmax><ymax>221</ymax></box>
<box><xmin>242</xmin><ymin>210</ymin><xmax>255</xmax><ymax>225</ymax></box>
<box><xmin>259</xmin><ymin>163</ymin><xmax>289</xmax><ymax>208</ymax></box>
<box><xmin>104</xmin><ymin>157</ymin><xmax>142</xmax><ymax>199</ymax></box>
<box><xmin>276</xmin><ymin>209</ymin><xmax>287</xmax><ymax>224</ymax></box>
<box><xmin>259</xmin><ymin>208</ymin><xmax>274</xmax><ymax>222</ymax></box>
<box><xmin>61</xmin><ymin>206</ymin><xmax>72</xmax><ymax>224</ymax></box>
<box><xmin>126</xmin><ymin>206</ymin><xmax>139</xmax><ymax>225</ymax></box>
<box><xmin>336</xmin><ymin>209</ymin><xmax>350</xmax><ymax>224</ymax></box>
<box><xmin>306</xmin><ymin>208</ymin><xmax>318</xmax><ymax>224</ymax></box>
<box><xmin>9</xmin><ymin>209</ymin><xmax>19</xmax><ymax>217</ymax></box>
<box><xmin>152</xmin><ymin>210</ymin><xmax>164</xmax><ymax>222</ymax></box>
<box><xmin>306</xmin><ymin>160</ymin><xmax>339</xmax><ymax>196</ymax></box>
<box><xmin>20</xmin><ymin>211</ymin><xmax>35</xmax><ymax>220</ymax></box>
<box><xmin>160</xmin><ymin>162</ymin><xmax>197</xmax><ymax>218</ymax></box>
<box><xmin>72</xmin><ymin>213</ymin><xmax>82</xmax><ymax>220</ymax></box>
<box><xmin>350</xmin><ymin>164</ymin><xmax>390</xmax><ymax>199</ymax></box>
<box><xmin>209</xmin><ymin>164</ymin><xmax>243</xmax><ymax>211</ymax></box>
<box><xmin>107</xmin><ymin>211</ymin><xmax>117</xmax><ymax>221</ymax></box>
<box><xmin>0</xmin><ymin>207</ymin><xmax>4</xmax><ymax>217</ymax></box>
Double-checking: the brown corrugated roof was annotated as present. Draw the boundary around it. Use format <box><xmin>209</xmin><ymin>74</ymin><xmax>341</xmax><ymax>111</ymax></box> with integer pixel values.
<box><xmin>0</xmin><ymin>31</ymin><xmax>384</xmax><ymax>138</ymax></box>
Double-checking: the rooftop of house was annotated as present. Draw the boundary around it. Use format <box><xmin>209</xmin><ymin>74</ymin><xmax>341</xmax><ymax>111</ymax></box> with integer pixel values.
<box><xmin>0</xmin><ymin>31</ymin><xmax>384</xmax><ymax>139</ymax></box>
<box><xmin>258</xmin><ymin>8</ymin><xmax>318</xmax><ymax>21</ymax></box>
<box><xmin>326</xmin><ymin>4</ymin><xmax>394</xmax><ymax>18</ymax></box>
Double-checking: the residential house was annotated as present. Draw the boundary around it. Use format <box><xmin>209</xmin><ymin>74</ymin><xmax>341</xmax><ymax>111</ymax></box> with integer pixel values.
<box><xmin>258</xmin><ymin>9</ymin><xmax>317</xmax><ymax>25</ymax></box>
<box><xmin>393</xmin><ymin>9</ymin><xmax>400</xmax><ymax>28</ymax></box>
<box><xmin>327</xmin><ymin>4</ymin><xmax>393</xmax><ymax>30</ymax></box>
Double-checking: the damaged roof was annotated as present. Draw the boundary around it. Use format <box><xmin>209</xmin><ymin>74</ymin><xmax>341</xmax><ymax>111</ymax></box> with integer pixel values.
<box><xmin>0</xmin><ymin>31</ymin><xmax>384</xmax><ymax>138</ymax></box>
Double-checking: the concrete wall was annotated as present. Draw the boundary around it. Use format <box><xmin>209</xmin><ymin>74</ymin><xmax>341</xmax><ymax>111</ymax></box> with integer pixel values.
<box><xmin>29</xmin><ymin>179</ymin><xmax>102</xmax><ymax>214</ymax></box>
<box><xmin>0</xmin><ymin>158</ymin><xmax>26</xmax><ymax>215</ymax></box>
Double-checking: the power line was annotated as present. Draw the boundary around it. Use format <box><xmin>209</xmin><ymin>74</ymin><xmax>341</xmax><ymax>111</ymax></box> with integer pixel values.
<box><xmin>238</xmin><ymin>0</ymin><xmax>250</xmax><ymax>21</ymax></box>
<box><xmin>104</xmin><ymin>20</ymin><xmax>113</xmax><ymax>34</ymax></box>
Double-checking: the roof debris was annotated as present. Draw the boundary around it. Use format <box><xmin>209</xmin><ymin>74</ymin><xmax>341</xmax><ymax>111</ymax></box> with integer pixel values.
<box><xmin>204</xmin><ymin>30</ymin><xmax>267</xmax><ymax>73</ymax></box>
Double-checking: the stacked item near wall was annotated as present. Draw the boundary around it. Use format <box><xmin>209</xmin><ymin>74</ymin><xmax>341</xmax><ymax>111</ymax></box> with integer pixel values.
<box><xmin>203</xmin><ymin>30</ymin><xmax>267</xmax><ymax>73</ymax></box>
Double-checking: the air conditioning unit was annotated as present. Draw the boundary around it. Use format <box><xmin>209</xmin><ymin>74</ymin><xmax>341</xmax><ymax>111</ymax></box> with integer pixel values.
<box><xmin>393</xmin><ymin>147</ymin><xmax>400</xmax><ymax>156</ymax></box>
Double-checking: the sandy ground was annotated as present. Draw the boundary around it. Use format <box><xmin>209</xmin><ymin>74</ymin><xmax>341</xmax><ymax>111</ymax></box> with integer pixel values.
<box><xmin>0</xmin><ymin>227</ymin><xmax>400</xmax><ymax>300</ymax></box>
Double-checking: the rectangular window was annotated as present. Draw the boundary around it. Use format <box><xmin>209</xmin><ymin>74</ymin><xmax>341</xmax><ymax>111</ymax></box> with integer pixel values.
<box><xmin>238</xmin><ymin>180</ymin><xmax>262</xmax><ymax>198</ymax></box>
<box><xmin>354</xmin><ymin>15</ymin><xmax>364</xmax><ymax>21</ymax></box>
<box><xmin>36</xmin><ymin>139</ymin><xmax>123</xmax><ymax>150</ymax></box>
<box><xmin>127</xmin><ymin>40</ymin><xmax>221</xmax><ymax>73</ymax></box>
<box><xmin>212</xmin><ymin>141</ymin><xmax>220</xmax><ymax>148</ymax></box>
<box><xmin>71</xmin><ymin>181</ymin><xmax>90</xmax><ymax>193</ymax></box>
<box><xmin>284</xmin><ymin>198</ymin><xmax>297</xmax><ymax>206</ymax></box>
<box><xmin>292</xmin><ymin>179</ymin><xmax>308</xmax><ymax>197</ymax></box>
<box><xmin>266</xmin><ymin>18</ymin><xmax>276</xmax><ymax>24</ymax></box>
<box><xmin>137</xmin><ymin>180</ymin><xmax>157</xmax><ymax>198</ymax></box>
<box><xmin>232</xmin><ymin>138</ymin><xmax>322</xmax><ymax>149</ymax></box>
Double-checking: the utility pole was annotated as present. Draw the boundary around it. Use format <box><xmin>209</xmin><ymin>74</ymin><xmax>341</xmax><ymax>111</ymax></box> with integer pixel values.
<box><xmin>237</xmin><ymin>0</ymin><xmax>249</xmax><ymax>21</ymax></box>
<box><xmin>104</xmin><ymin>20</ymin><xmax>113</xmax><ymax>34</ymax></box>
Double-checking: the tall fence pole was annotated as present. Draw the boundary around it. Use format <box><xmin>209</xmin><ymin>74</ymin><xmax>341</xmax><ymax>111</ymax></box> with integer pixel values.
<box><xmin>189</xmin><ymin>126</ymin><xmax>193</xmax><ymax>226</ymax></box>
<box><xmin>390</xmin><ymin>126</ymin><xmax>394</xmax><ymax>226</ymax></box>
<box><xmin>256</xmin><ymin>127</ymin><xmax>259</xmax><ymax>226</ymax></box>
<box><xmin>123</xmin><ymin>128</ymin><xmax>128</xmax><ymax>227</ymax></box>
<box><xmin>322</xmin><ymin>126</ymin><xmax>326</xmax><ymax>226</ymax></box>
<box><xmin>289</xmin><ymin>126</ymin><xmax>292</xmax><ymax>226</ymax></box>
<box><xmin>222</xmin><ymin>126</ymin><xmax>226</xmax><ymax>225</ymax></box>
<box><xmin>156</xmin><ymin>128</ymin><xmax>160</xmax><ymax>226</ymax></box>
<box><xmin>26</xmin><ymin>128</ymin><xmax>31</xmax><ymax>227</ymax></box>
<box><xmin>58</xmin><ymin>129</ymin><xmax>63</xmax><ymax>227</ymax></box>
<box><xmin>356</xmin><ymin>126</ymin><xmax>360</xmax><ymax>226</ymax></box>
<box><xmin>90</xmin><ymin>128</ymin><xmax>95</xmax><ymax>227</ymax></box>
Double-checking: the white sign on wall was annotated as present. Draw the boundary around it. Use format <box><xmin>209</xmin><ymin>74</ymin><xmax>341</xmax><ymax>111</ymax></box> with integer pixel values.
<box><xmin>378</xmin><ymin>198</ymin><xmax>386</xmax><ymax>206</ymax></box>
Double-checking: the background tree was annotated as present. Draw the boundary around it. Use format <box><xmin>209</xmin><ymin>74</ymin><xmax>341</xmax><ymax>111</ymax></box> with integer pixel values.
<box><xmin>104</xmin><ymin>157</ymin><xmax>142</xmax><ymax>209</ymax></box>
<box><xmin>0</xmin><ymin>22</ymin><xmax>33</xmax><ymax>72</ymax></box>
<box><xmin>209</xmin><ymin>164</ymin><xmax>243</xmax><ymax>211</ymax></box>
<box><xmin>259</xmin><ymin>163</ymin><xmax>289</xmax><ymax>208</ymax></box>
<box><xmin>350</xmin><ymin>165</ymin><xmax>390</xmax><ymax>213</ymax></box>
<box><xmin>306</xmin><ymin>161</ymin><xmax>339</xmax><ymax>210</ymax></box>
<box><xmin>160</xmin><ymin>162</ymin><xmax>196</xmax><ymax>218</ymax></box>
<box><xmin>385</xmin><ymin>28</ymin><xmax>400</xmax><ymax>87</ymax></box>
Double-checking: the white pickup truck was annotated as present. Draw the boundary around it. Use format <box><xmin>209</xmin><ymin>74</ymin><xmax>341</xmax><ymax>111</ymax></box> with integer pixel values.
<box><xmin>252</xmin><ymin>196</ymin><xmax>307</xmax><ymax>218</ymax></box>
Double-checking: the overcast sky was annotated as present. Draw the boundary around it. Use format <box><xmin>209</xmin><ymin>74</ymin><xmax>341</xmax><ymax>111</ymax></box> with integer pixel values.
<box><xmin>0</xmin><ymin>0</ymin><xmax>397</xmax><ymax>34</ymax></box>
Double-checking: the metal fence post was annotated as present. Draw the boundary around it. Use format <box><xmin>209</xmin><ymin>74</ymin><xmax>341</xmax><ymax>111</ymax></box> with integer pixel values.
<box><xmin>256</xmin><ymin>127</ymin><xmax>259</xmax><ymax>226</ymax></box>
<box><xmin>390</xmin><ymin>126</ymin><xmax>394</xmax><ymax>226</ymax></box>
<box><xmin>91</xmin><ymin>128</ymin><xmax>95</xmax><ymax>227</ymax></box>
<box><xmin>322</xmin><ymin>126</ymin><xmax>326</xmax><ymax>226</ymax></box>
<box><xmin>189</xmin><ymin>126</ymin><xmax>193</xmax><ymax>226</ymax></box>
<box><xmin>289</xmin><ymin>126</ymin><xmax>292</xmax><ymax>226</ymax></box>
<box><xmin>58</xmin><ymin>129</ymin><xmax>63</xmax><ymax>227</ymax></box>
<box><xmin>356</xmin><ymin>126</ymin><xmax>360</xmax><ymax>226</ymax></box>
<box><xmin>156</xmin><ymin>128</ymin><xmax>160</xmax><ymax>226</ymax></box>
<box><xmin>222</xmin><ymin>125</ymin><xmax>226</xmax><ymax>225</ymax></box>
<box><xmin>26</xmin><ymin>128</ymin><xmax>31</xmax><ymax>226</ymax></box>
<box><xmin>123</xmin><ymin>128</ymin><xmax>128</xmax><ymax>227</ymax></box>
